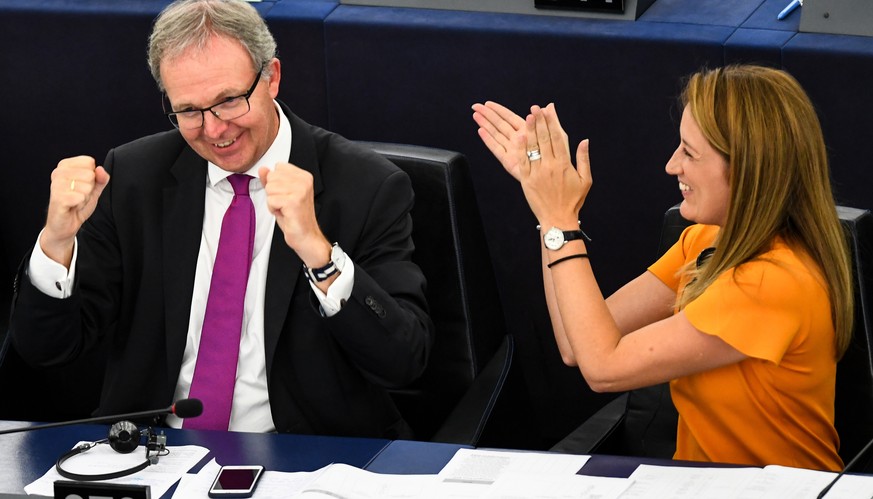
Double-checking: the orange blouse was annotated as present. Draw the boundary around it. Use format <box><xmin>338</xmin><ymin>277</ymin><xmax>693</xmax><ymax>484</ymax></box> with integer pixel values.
<box><xmin>648</xmin><ymin>224</ymin><xmax>842</xmax><ymax>471</ymax></box>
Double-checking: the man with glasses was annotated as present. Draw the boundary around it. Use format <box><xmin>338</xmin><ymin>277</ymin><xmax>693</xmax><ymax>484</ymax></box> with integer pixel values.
<box><xmin>8</xmin><ymin>0</ymin><xmax>433</xmax><ymax>438</ymax></box>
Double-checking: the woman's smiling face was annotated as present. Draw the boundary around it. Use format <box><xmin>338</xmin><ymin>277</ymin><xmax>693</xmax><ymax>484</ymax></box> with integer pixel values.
<box><xmin>665</xmin><ymin>106</ymin><xmax>731</xmax><ymax>227</ymax></box>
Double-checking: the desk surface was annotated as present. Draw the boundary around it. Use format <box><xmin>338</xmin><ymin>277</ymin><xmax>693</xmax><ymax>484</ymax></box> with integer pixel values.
<box><xmin>365</xmin><ymin>440</ymin><xmax>736</xmax><ymax>478</ymax></box>
<box><xmin>0</xmin><ymin>421</ymin><xmax>803</xmax><ymax>499</ymax></box>
<box><xmin>3</xmin><ymin>0</ymin><xmax>873</xmax><ymax>451</ymax></box>
<box><xmin>0</xmin><ymin>421</ymin><xmax>389</xmax><ymax>495</ymax></box>
<box><xmin>0</xmin><ymin>421</ymin><xmax>690</xmax><ymax>496</ymax></box>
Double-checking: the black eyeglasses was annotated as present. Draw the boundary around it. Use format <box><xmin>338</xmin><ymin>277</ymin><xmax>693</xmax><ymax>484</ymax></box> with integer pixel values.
<box><xmin>164</xmin><ymin>68</ymin><xmax>263</xmax><ymax>130</ymax></box>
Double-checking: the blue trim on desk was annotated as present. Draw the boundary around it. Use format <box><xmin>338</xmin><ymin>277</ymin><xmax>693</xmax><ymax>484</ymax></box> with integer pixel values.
<box><xmin>365</xmin><ymin>439</ymin><xmax>472</xmax><ymax>474</ymax></box>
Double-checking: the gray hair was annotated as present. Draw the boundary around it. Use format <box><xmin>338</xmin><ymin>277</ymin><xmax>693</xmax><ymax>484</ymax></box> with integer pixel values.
<box><xmin>147</xmin><ymin>0</ymin><xmax>277</xmax><ymax>91</ymax></box>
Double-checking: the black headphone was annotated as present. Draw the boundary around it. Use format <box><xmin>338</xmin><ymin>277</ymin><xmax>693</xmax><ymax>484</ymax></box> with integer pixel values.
<box><xmin>55</xmin><ymin>421</ymin><xmax>169</xmax><ymax>481</ymax></box>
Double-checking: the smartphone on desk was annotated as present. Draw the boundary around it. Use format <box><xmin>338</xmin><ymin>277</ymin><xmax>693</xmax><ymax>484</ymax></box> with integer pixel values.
<box><xmin>208</xmin><ymin>465</ymin><xmax>265</xmax><ymax>498</ymax></box>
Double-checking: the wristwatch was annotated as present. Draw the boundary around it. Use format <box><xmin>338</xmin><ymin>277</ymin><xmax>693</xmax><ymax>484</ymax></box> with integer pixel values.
<box><xmin>543</xmin><ymin>227</ymin><xmax>587</xmax><ymax>251</ymax></box>
<box><xmin>303</xmin><ymin>243</ymin><xmax>346</xmax><ymax>282</ymax></box>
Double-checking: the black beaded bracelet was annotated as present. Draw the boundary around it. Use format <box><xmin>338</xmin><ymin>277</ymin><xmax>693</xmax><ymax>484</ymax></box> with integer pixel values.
<box><xmin>547</xmin><ymin>253</ymin><xmax>589</xmax><ymax>269</ymax></box>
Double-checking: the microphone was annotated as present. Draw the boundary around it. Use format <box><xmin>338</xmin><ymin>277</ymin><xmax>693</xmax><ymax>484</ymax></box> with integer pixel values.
<box><xmin>0</xmin><ymin>398</ymin><xmax>202</xmax><ymax>435</ymax></box>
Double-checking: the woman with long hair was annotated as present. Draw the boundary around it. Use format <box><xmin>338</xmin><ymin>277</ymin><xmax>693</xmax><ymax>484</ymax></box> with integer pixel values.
<box><xmin>472</xmin><ymin>65</ymin><xmax>852</xmax><ymax>471</ymax></box>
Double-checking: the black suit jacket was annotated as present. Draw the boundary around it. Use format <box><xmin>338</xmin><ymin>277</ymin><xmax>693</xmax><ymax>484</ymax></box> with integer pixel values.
<box><xmin>9</xmin><ymin>104</ymin><xmax>433</xmax><ymax>438</ymax></box>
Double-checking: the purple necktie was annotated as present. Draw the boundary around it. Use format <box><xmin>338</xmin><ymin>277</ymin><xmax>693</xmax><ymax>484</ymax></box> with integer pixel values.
<box><xmin>185</xmin><ymin>174</ymin><xmax>255</xmax><ymax>431</ymax></box>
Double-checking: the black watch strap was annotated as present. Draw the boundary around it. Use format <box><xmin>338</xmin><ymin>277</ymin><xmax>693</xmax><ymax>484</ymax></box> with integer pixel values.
<box><xmin>562</xmin><ymin>230</ymin><xmax>586</xmax><ymax>243</ymax></box>
<box><xmin>305</xmin><ymin>261</ymin><xmax>338</xmax><ymax>282</ymax></box>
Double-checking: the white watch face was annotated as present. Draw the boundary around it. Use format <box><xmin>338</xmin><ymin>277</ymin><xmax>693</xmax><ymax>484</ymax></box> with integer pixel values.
<box><xmin>330</xmin><ymin>243</ymin><xmax>346</xmax><ymax>270</ymax></box>
<box><xmin>543</xmin><ymin>227</ymin><xmax>565</xmax><ymax>250</ymax></box>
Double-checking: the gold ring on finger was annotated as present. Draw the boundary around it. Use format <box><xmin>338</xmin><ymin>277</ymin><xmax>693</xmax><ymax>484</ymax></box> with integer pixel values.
<box><xmin>70</xmin><ymin>179</ymin><xmax>76</xmax><ymax>191</ymax></box>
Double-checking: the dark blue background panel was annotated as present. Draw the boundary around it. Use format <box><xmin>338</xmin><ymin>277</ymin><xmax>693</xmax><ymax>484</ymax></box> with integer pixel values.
<box><xmin>724</xmin><ymin>28</ymin><xmax>793</xmax><ymax>65</ymax></box>
<box><xmin>266</xmin><ymin>0</ymin><xmax>339</xmax><ymax>128</ymax></box>
<box><xmin>783</xmin><ymin>33</ymin><xmax>873</xmax><ymax>215</ymax></box>
<box><xmin>0</xmin><ymin>1</ymin><xmax>169</xmax><ymax>279</ymax></box>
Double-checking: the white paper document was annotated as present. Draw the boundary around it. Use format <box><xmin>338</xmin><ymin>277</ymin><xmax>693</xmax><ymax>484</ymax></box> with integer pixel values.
<box><xmin>174</xmin><ymin>458</ymin><xmax>326</xmax><ymax>499</ymax></box>
<box><xmin>485</xmin><ymin>473</ymin><xmax>632</xmax><ymax>499</ymax></box>
<box><xmin>300</xmin><ymin>463</ymin><xmax>440</xmax><ymax>499</ymax></box>
<box><xmin>737</xmin><ymin>465</ymin><xmax>873</xmax><ymax>499</ymax></box>
<box><xmin>437</xmin><ymin>448</ymin><xmax>591</xmax><ymax>485</ymax></box>
<box><xmin>623</xmin><ymin>463</ymin><xmax>873</xmax><ymax>499</ymax></box>
<box><xmin>623</xmin><ymin>464</ymin><xmax>761</xmax><ymax>498</ymax></box>
<box><xmin>25</xmin><ymin>441</ymin><xmax>209</xmax><ymax>497</ymax></box>
<box><xmin>818</xmin><ymin>473</ymin><xmax>873</xmax><ymax>499</ymax></box>
<box><xmin>174</xmin><ymin>460</ymin><xmax>437</xmax><ymax>499</ymax></box>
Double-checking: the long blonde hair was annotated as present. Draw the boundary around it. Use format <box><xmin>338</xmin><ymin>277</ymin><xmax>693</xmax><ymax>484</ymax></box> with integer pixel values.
<box><xmin>676</xmin><ymin>65</ymin><xmax>853</xmax><ymax>359</ymax></box>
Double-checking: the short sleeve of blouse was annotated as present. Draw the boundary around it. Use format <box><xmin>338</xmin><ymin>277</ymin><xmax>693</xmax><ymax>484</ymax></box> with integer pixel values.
<box><xmin>684</xmin><ymin>256</ymin><xmax>807</xmax><ymax>365</ymax></box>
<box><xmin>648</xmin><ymin>224</ymin><xmax>718</xmax><ymax>292</ymax></box>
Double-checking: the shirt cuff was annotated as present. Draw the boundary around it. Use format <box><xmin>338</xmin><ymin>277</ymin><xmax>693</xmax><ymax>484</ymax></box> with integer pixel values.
<box><xmin>27</xmin><ymin>230</ymin><xmax>77</xmax><ymax>299</ymax></box>
<box><xmin>308</xmin><ymin>247</ymin><xmax>354</xmax><ymax>317</ymax></box>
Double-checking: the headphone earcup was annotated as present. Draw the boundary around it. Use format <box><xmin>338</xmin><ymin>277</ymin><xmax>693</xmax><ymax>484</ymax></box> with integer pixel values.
<box><xmin>108</xmin><ymin>420</ymin><xmax>141</xmax><ymax>454</ymax></box>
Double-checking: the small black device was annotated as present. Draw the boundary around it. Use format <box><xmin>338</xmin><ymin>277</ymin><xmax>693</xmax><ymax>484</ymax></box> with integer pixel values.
<box><xmin>208</xmin><ymin>465</ymin><xmax>265</xmax><ymax>498</ymax></box>
<box><xmin>535</xmin><ymin>0</ymin><xmax>625</xmax><ymax>14</ymax></box>
<box><xmin>55</xmin><ymin>422</ymin><xmax>169</xmax><ymax>481</ymax></box>
<box><xmin>54</xmin><ymin>480</ymin><xmax>151</xmax><ymax>499</ymax></box>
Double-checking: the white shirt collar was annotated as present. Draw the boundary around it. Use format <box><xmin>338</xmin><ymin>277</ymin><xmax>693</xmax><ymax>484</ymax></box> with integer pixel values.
<box><xmin>207</xmin><ymin>100</ymin><xmax>292</xmax><ymax>189</ymax></box>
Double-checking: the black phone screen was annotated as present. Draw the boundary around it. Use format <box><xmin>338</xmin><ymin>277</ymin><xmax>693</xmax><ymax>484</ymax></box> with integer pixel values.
<box><xmin>209</xmin><ymin>465</ymin><xmax>264</xmax><ymax>497</ymax></box>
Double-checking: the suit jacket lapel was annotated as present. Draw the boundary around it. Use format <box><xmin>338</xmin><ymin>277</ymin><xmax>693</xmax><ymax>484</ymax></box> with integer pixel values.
<box><xmin>163</xmin><ymin>147</ymin><xmax>207</xmax><ymax>387</ymax></box>
<box><xmin>263</xmin><ymin>105</ymin><xmax>324</xmax><ymax>375</ymax></box>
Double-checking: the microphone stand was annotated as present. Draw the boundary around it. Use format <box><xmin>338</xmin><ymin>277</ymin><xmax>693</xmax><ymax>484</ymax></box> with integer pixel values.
<box><xmin>0</xmin><ymin>407</ymin><xmax>172</xmax><ymax>436</ymax></box>
<box><xmin>817</xmin><ymin>437</ymin><xmax>873</xmax><ymax>498</ymax></box>
<box><xmin>0</xmin><ymin>399</ymin><xmax>202</xmax><ymax>436</ymax></box>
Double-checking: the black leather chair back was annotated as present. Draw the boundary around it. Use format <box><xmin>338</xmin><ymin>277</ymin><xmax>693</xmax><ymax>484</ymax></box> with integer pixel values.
<box><xmin>594</xmin><ymin>206</ymin><xmax>687</xmax><ymax>458</ymax></box>
<box><xmin>832</xmin><ymin>206</ymin><xmax>873</xmax><ymax>471</ymax></box>
<box><xmin>358</xmin><ymin>142</ymin><xmax>510</xmax><ymax>442</ymax></box>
